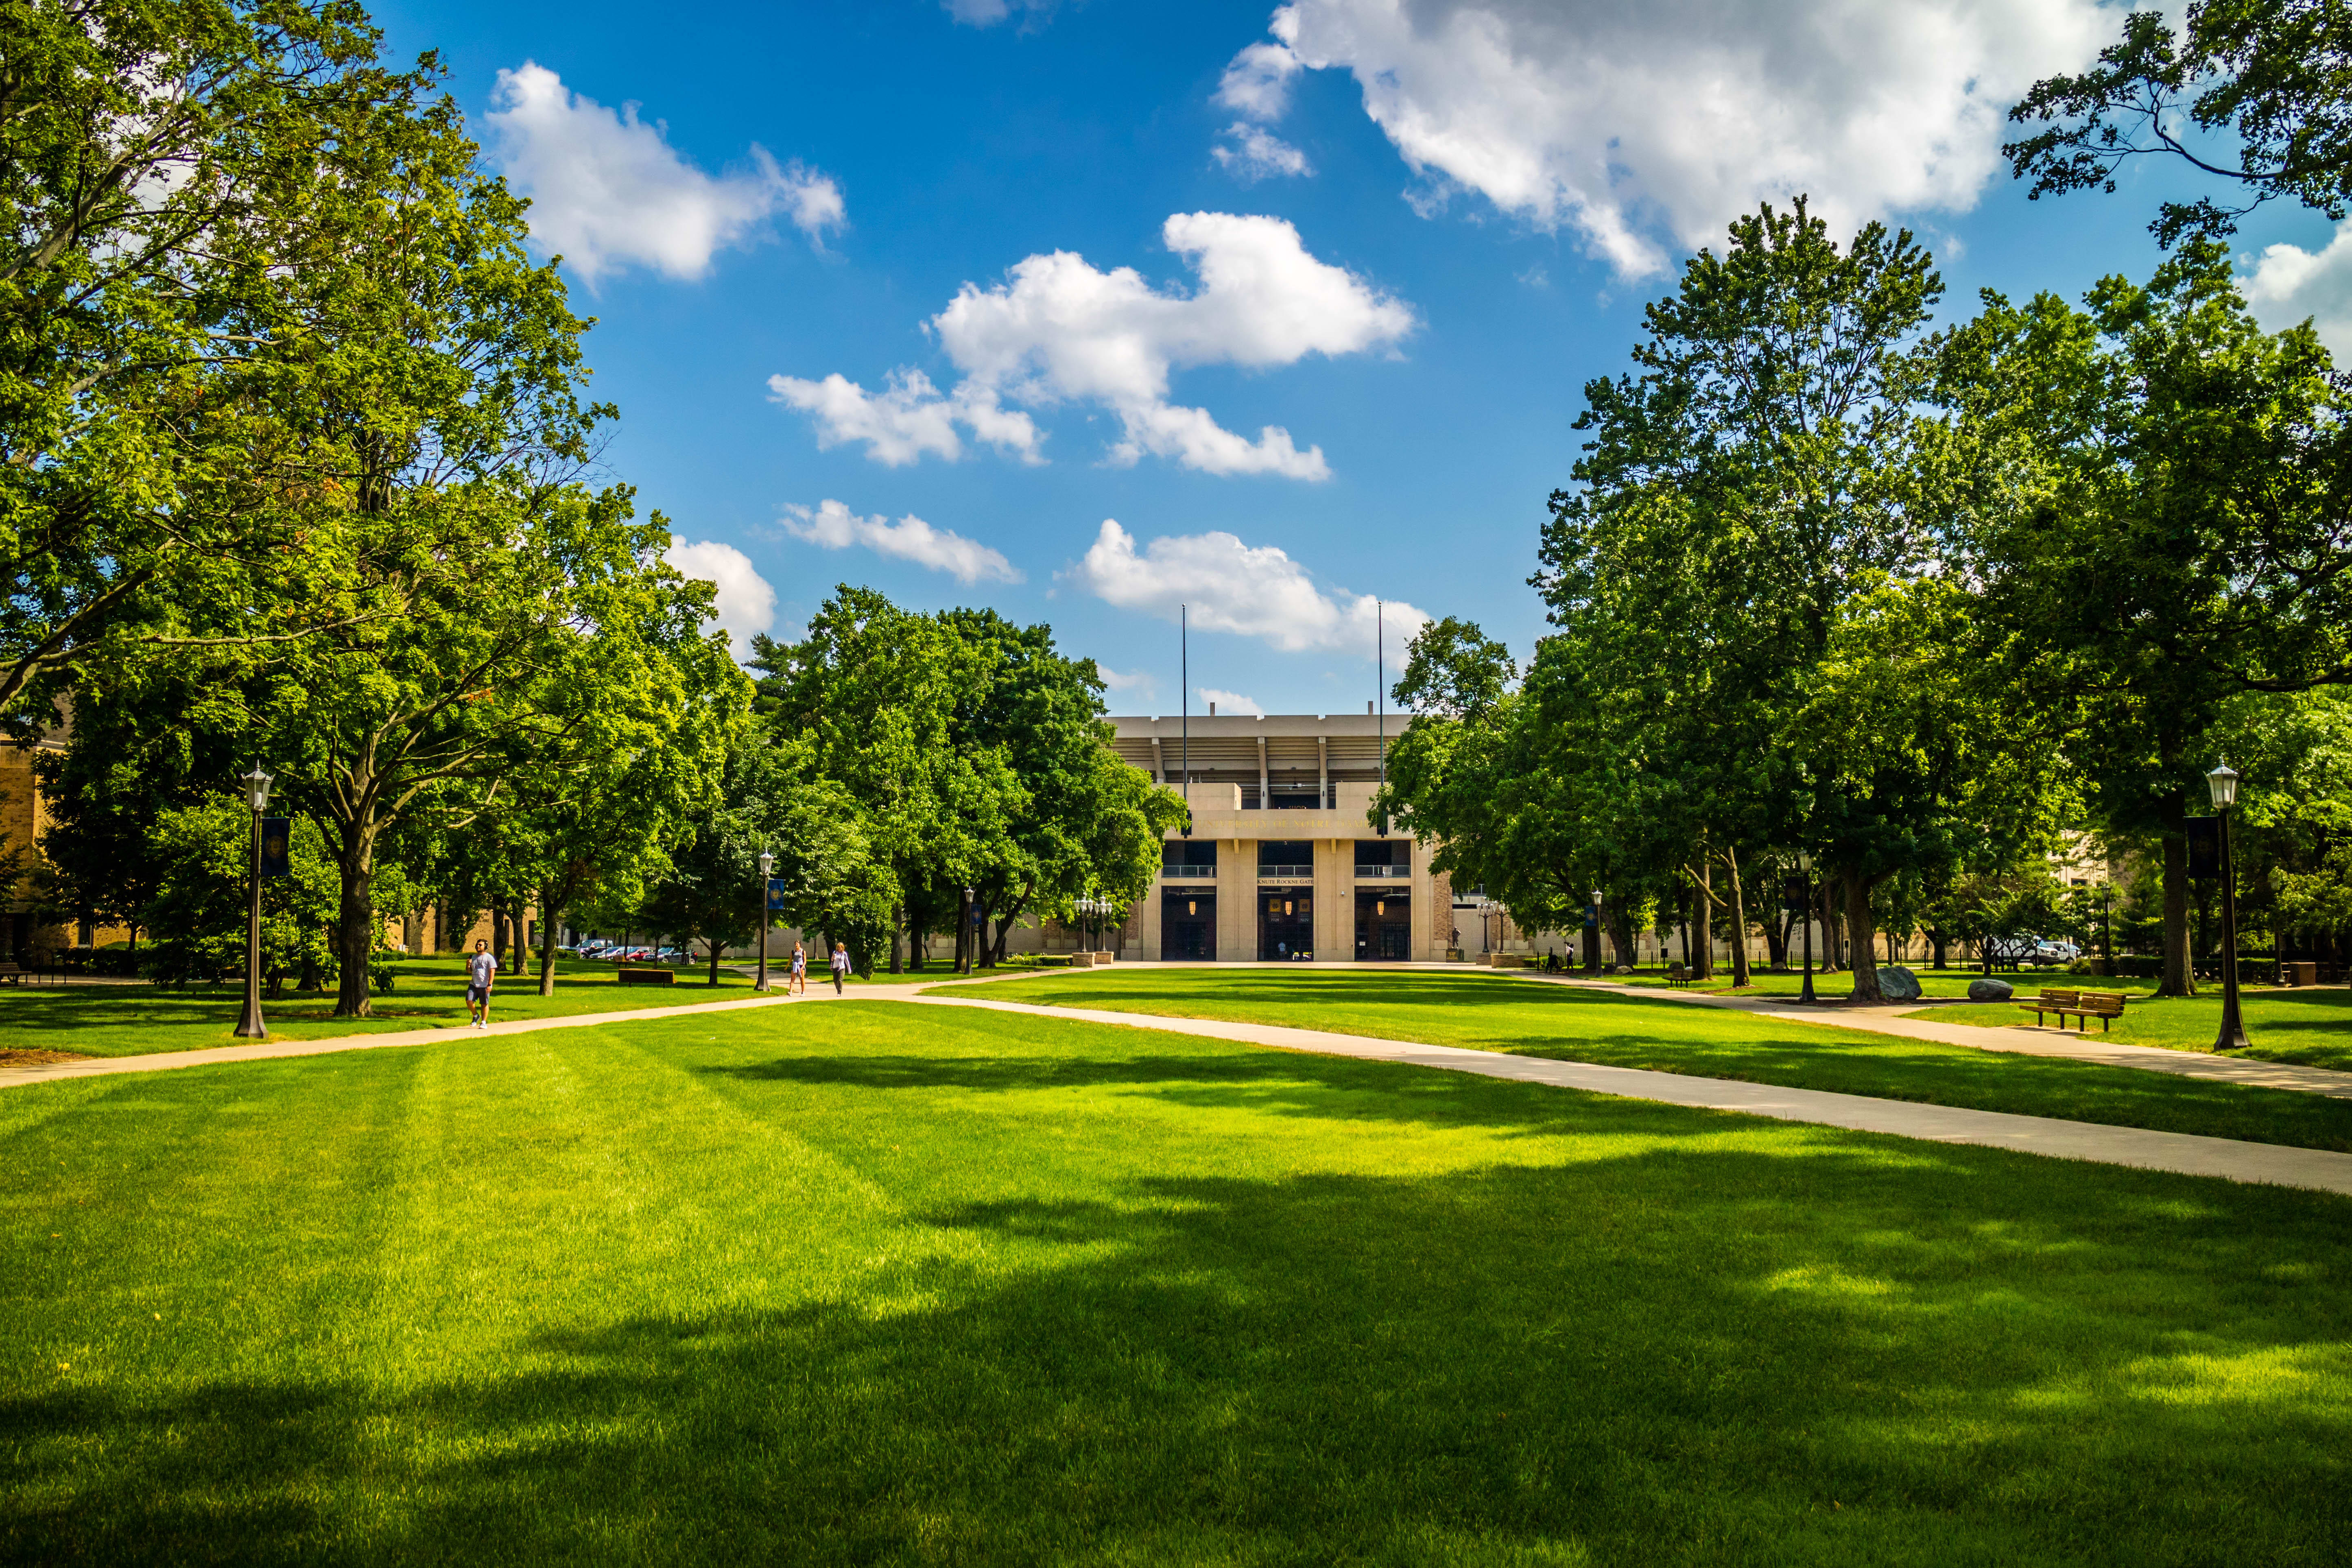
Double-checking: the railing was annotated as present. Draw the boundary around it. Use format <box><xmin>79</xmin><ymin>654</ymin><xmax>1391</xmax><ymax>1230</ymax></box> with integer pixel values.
<box><xmin>1161</xmin><ymin>864</ymin><xmax>1216</xmax><ymax>879</ymax></box>
<box><xmin>1257</xmin><ymin>864</ymin><xmax>1314</xmax><ymax>879</ymax></box>
<box><xmin>1354</xmin><ymin>864</ymin><xmax>1409</xmax><ymax>878</ymax></box>
<box><xmin>1240</xmin><ymin>787</ymin><xmax>1339</xmax><ymax>810</ymax></box>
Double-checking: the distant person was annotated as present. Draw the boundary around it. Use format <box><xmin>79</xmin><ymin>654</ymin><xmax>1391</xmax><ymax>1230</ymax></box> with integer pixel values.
<box><xmin>466</xmin><ymin>939</ymin><xmax>497</xmax><ymax>1030</ymax></box>
<box><xmin>830</xmin><ymin>942</ymin><xmax>850</xmax><ymax>994</ymax></box>
<box><xmin>789</xmin><ymin>939</ymin><xmax>807</xmax><ymax>996</ymax></box>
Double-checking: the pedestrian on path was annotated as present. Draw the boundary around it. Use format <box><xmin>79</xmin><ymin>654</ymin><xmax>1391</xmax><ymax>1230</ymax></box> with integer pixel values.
<box><xmin>465</xmin><ymin>939</ymin><xmax>497</xmax><ymax>1030</ymax></box>
<box><xmin>830</xmin><ymin>942</ymin><xmax>850</xmax><ymax>994</ymax></box>
<box><xmin>790</xmin><ymin>940</ymin><xmax>807</xmax><ymax>996</ymax></box>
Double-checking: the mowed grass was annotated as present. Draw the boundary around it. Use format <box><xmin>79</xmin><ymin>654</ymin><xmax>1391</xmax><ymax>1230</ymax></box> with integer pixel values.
<box><xmin>4</xmin><ymin>1000</ymin><xmax>2350</xmax><ymax>1564</ymax></box>
<box><xmin>1922</xmin><ymin>987</ymin><xmax>2352</xmax><ymax>1074</ymax></box>
<box><xmin>0</xmin><ymin>954</ymin><xmax>936</xmax><ymax>1060</ymax></box>
<box><xmin>952</xmin><ymin>969</ymin><xmax>2352</xmax><ymax>1153</ymax></box>
<box><xmin>1612</xmin><ymin>963</ymin><xmax>2121</xmax><ymax>1000</ymax></box>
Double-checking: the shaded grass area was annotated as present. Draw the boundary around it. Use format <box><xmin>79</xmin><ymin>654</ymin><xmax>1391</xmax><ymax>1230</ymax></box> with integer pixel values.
<box><xmin>1920</xmin><ymin>987</ymin><xmax>2352</xmax><ymax>1073</ymax></box>
<box><xmin>0</xmin><ymin>956</ymin><xmax>771</xmax><ymax>1059</ymax></box>
<box><xmin>1613</xmin><ymin>964</ymin><xmax>2146</xmax><ymax>1000</ymax></box>
<box><xmin>951</xmin><ymin>969</ymin><xmax>2352</xmax><ymax>1153</ymax></box>
<box><xmin>4</xmin><ymin>1000</ymin><xmax>2350</xmax><ymax>1564</ymax></box>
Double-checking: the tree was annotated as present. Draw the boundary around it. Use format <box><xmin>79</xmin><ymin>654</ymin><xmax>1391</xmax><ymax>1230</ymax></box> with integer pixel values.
<box><xmin>1533</xmin><ymin>199</ymin><xmax>2043</xmax><ymax>999</ymax></box>
<box><xmin>0</xmin><ymin>1</ymin><xmax>443</xmax><ymax>725</ymax></box>
<box><xmin>635</xmin><ymin>734</ymin><xmax>787</xmax><ymax>987</ymax></box>
<box><xmin>141</xmin><ymin>794</ymin><xmax>338</xmax><ymax>991</ymax></box>
<box><xmin>1936</xmin><ymin>240</ymin><xmax>2352</xmax><ymax>992</ymax></box>
<box><xmin>2008</xmin><ymin>2</ymin><xmax>2352</xmax><ymax>245</ymax></box>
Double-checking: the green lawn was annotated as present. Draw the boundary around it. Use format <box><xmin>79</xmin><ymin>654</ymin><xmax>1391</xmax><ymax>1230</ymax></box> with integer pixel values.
<box><xmin>4</xmin><ymin>999</ymin><xmax>2349</xmax><ymax>1563</ymax></box>
<box><xmin>1609</xmin><ymin>963</ymin><xmax>2145</xmax><ymax>1000</ymax></box>
<box><xmin>946</xmin><ymin>969</ymin><xmax>2352</xmax><ymax>1154</ymax></box>
<box><xmin>1917</xmin><ymin>986</ymin><xmax>2352</xmax><ymax>1073</ymax></box>
<box><xmin>0</xmin><ymin>955</ymin><xmax>966</xmax><ymax>1060</ymax></box>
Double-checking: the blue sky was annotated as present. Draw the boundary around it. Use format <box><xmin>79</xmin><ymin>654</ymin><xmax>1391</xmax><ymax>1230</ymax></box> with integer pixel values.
<box><xmin>374</xmin><ymin>0</ymin><xmax>2351</xmax><ymax>717</ymax></box>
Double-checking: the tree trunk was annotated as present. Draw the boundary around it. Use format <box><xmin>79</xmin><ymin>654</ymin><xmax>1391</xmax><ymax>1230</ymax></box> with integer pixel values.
<box><xmin>1929</xmin><ymin>928</ymin><xmax>1948</xmax><ymax>969</ymax></box>
<box><xmin>538</xmin><ymin>887</ymin><xmax>561</xmax><ymax>996</ymax></box>
<box><xmin>402</xmin><ymin>907</ymin><xmax>422</xmax><ymax>956</ymax></box>
<box><xmin>889</xmin><ymin>904</ymin><xmax>906</xmax><ymax>973</ymax></box>
<box><xmin>1723</xmin><ymin>846</ymin><xmax>1752</xmax><ymax>988</ymax></box>
<box><xmin>332</xmin><ymin>819</ymin><xmax>379</xmax><ymax>1019</ymax></box>
<box><xmin>2159</xmin><ymin>805</ymin><xmax>2197</xmax><ymax>997</ymax></box>
<box><xmin>1844</xmin><ymin>872</ymin><xmax>1883</xmax><ymax>1002</ymax></box>
<box><xmin>491</xmin><ymin>907</ymin><xmax>508</xmax><ymax>969</ymax></box>
<box><xmin>1692</xmin><ymin>858</ymin><xmax>1715</xmax><ymax>980</ymax></box>
<box><xmin>1608</xmin><ymin>906</ymin><xmax>1636</xmax><ymax>971</ymax></box>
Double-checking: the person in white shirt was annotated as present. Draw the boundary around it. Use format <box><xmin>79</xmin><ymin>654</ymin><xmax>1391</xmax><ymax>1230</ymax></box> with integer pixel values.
<box><xmin>466</xmin><ymin>939</ymin><xmax>498</xmax><ymax>1029</ymax></box>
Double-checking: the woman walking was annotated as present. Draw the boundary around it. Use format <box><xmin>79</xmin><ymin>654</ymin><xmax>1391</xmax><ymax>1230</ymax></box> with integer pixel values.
<box><xmin>830</xmin><ymin>942</ymin><xmax>850</xmax><ymax>994</ymax></box>
<box><xmin>789</xmin><ymin>939</ymin><xmax>808</xmax><ymax>996</ymax></box>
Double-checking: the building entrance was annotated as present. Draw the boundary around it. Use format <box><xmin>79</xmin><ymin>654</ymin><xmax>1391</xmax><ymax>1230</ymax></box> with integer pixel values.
<box><xmin>1162</xmin><ymin>890</ymin><xmax>1216</xmax><ymax>961</ymax></box>
<box><xmin>1355</xmin><ymin>889</ymin><xmax>1411</xmax><ymax>961</ymax></box>
<box><xmin>1259</xmin><ymin>892</ymin><xmax>1312</xmax><ymax>960</ymax></box>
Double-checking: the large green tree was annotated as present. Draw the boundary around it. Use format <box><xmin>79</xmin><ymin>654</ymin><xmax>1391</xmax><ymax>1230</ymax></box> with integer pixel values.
<box><xmin>1936</xmin><ymin>240</ymin><xmax>2352</xmax><ymax>992</ymax></box>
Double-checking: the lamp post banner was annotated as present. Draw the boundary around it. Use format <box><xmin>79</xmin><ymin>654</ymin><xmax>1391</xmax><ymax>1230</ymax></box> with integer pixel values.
<box><xmin>258</xmin><ymin>819</ymin><xmax>293</xmax><ymax>879</ymax></box>
<box><xmin>766</xmin><ymin>878</ymin><xmax>788</xmax><ymax>912</ymax></box>
<box><xmin>1782</xmin><ymin>876</ymin><xmax>1808</xmax><ymax>913</ymax></box>
<box><xmin>2185</xmin><ymin>817</ymin><xmax>2221</xmax><ymax>880</ymax></box>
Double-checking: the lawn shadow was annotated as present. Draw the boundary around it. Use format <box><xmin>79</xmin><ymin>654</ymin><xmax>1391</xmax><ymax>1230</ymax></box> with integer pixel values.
<box><xmin>8</xmin><ymin>1143</ymin><xmax>2351</xmax><ymax>1564</ymax></box>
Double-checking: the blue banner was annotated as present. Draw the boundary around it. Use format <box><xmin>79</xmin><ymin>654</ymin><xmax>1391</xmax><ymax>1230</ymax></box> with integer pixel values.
<box><xmin>258</xmin><ymin>818</ymin><xmax>292</xmax><ymax>879</ymax></box>
<box><xmin>766</xmin><ymin>877</ymin><xmax>788</xmax><ymax>912</ymax></box>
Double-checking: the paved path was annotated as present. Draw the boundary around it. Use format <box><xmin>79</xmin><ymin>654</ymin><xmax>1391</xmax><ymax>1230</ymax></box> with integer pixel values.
<box><xmin>0</xmin><ymin>992</ymin><xmax>810</xmax><ymax>1090</ymax></box>
<box><xmin>908</xmin><ymin>993</ymin><xmax>2352</xmax><ymax>1197</ymax></box>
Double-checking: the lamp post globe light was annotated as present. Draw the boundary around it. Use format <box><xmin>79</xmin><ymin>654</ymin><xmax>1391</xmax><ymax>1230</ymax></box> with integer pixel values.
<box><xmin>756</xmin><ymin>849</ymin><xmax>775</xmax><ymax>993</ymax></box>
<box><xmin>2208</xmin><ymin>762</ymin><xmax>2250</xmax><ymax>1053</ymax></box>
<box><xmin>1795</xmin><ymin>851</ymin><xmax>1817</xmax><ymax>1006</ymax></box>
<box><xmin>234</xmin><ymin>767</ymin><xmax>273</xmax><ymax>1040</ymax></box>
<box><xmin>963</xmin><ymin>886</ymin><xmax>975</xmax><ymax>975</ymax></box>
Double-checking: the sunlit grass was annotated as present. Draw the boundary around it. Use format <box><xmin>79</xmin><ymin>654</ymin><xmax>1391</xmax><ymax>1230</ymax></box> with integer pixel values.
<box><xmin>950</xmin><ymin>968</ymin><xmax>2352</xmax><ymax>1153</ymax></box>
<box><xmin>4</xmin><ymin>999</ymin><xmax>2349</xmax><ymax>1562</ymax></box>
<box><xmin>1922</xmin><ymin>987</ymin><xmax>2352</xmax><ymax>1073</ymax></box>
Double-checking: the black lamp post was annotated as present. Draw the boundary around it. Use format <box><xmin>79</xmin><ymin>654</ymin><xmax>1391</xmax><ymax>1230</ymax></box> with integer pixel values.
<box><xmin>234</xmin><ymin>767</ymin><xmax>273</xmax><ymax>1040</ymax></box>
<box><xmin>2208</xmin><ymin>762</ymin><xmax>2250</xmax><ymax>1052</ymax></box>
<box><xmin>1796</xmin><ymin>851</ymin><xmax>1817</xmax><ymax>1005</ymax></box>
<box><xmin>1587</xmin><ymin>887</ymin><xmax>1603</xmax><ymax>974</ymax></box>
<box><xmin>963</xmin><ymin>885</ymin><xmax>975</xmax><ymax>974</ymax></box>
<box><xmin>2099</xmin><ymin>878</ymin><xmax>2114</xmax><ymax>974</ymax></box>
<box><xmin>756</xmin><ymin>849</ymin><xmax>775</xmax><ymax>992</ymax></box>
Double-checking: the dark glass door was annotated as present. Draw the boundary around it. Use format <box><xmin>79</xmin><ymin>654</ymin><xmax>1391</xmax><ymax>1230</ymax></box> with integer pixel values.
<box><xmin>1259</xmin><ymin>892</ymin><xmax>1313</xmax><ymax>960</ymax></box>
<box><xmin>1163</xmin><ymin>892</ymin><xmax>1216</xmax><ymax>961</ymax></box>
<box><xmin>1354</xmin><ymin>889</ymin><xmax>1411</xmax><ymax>961</ymax></box>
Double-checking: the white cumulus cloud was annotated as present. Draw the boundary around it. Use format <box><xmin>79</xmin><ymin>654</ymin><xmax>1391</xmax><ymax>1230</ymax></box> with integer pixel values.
<box><xmin>662</xmin><ymin>537</ymin><xmax>777</xmax><ymax>662</ymax></box>
<box><xmin>1097</xmin><ymin>666</ymin><xmax>1157</xmax><ymax>696</ymax></box>
<box><xmin>781</xmin><ymin>499</ymin><xmax>1023</xmax><ymax>585</ymax></box>
<box><xmin>773</xmin><ymin>212</ymin><xmax>1412</xmax><ymax>480</ymax></box>
<box><xmin>1198</xmin><ymin>687</ymin><xmax>1266</xmax><ymax>716</ymax></box>
<box><xmin>1062</xmin><ymin>519</ymin><xmax>1430</xmax><ymax>656</ymax></box>
<box><xmin>1213</xmin><ymin>123</ymin><xmax>1313</xmax><ymax>181</ymax></box>
<box><xmin>2242</xmin><ymin>226</ymin><xmax>2352</xmax><ymax>361</ymax></box>
<box><xmin>1231</xmin><ymin>0</ymin><xmax>2109</xmax><ymax>278</ymax></box>
<box><xmin>485</xmin><ymin>61</ymin><xmax>843</xmax><ymax>284</ymax></box>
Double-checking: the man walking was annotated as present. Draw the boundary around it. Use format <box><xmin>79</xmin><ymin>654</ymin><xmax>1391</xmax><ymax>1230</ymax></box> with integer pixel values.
<box><xmin>466</xmin><ymin>938</ymin><xmax>497</xmax><ymax>1029</ymax></box>
<box><xmin>830</xmin><ymin>941</ymin><xmax>850</xmax><ymax>994</ymax></box>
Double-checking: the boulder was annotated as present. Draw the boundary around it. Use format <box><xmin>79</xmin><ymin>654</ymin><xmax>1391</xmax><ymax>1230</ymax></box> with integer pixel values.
<box><xmin>1967</xmin><ymin>976</ymin><xmax>2015</xmax><ymax>1002</ymax></box>
<box><xmin>1875</xmin><ymin>965</ymin><xmax>1923</xmax><ymax>1002</ymax></box>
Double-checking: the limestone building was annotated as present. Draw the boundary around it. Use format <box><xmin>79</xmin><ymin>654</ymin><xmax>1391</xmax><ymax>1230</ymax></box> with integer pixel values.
<box><xmin>1104</xmin><ymin>712</ymin><xmax>1452</xmax><ymax>962</ymax></box>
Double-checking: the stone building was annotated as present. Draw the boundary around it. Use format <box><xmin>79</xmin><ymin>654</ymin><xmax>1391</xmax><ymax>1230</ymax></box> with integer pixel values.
<box><xmin>1101</xmin><ymin>712</ymin><xmax>1452</xmax><ymax>962</ymax></box>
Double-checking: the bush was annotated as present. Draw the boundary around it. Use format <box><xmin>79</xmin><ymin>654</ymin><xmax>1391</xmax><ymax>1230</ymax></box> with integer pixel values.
<box><xmin>371</xmin><ymin>963</ymin><xmax>396</xmax><ymax>994</ymax></box>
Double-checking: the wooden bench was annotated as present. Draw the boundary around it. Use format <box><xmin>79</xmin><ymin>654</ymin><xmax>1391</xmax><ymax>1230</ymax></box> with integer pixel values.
<box><xmin>1665</xmin><ymin>962</ymin><xmax>1691</xmax><ymax>988</ymax></box>
<box><xmin>2016</xmin><ymin>987</ymin><xmax>2127</xmax><ymax>1032</ymax></box>
<box><xmin>614</xmin><ymin>967</ymin><xmax>675</xmax><ymax>987</ymax></box>
<box><xmin>0</xmin><ymin>964</ymin><xmax>26</xmax><ymax>985</ymax></box>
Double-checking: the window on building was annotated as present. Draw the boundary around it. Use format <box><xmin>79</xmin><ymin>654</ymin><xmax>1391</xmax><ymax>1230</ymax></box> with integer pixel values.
<box><xmin>1257</xmin><ymin>841</ymin><xmax>1314</xmax><ymax>877</ymax></box>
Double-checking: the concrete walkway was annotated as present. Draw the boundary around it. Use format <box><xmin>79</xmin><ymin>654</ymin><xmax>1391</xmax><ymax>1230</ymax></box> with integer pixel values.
<box><xmin>1491</xmin><ymin>971</ymin><xmax>2352</xmax><ymax>1099</ymax></box>
<box><xmin>908</xmin><ymin>993</ymin><xmax>2352</xmax><ymax>1197</ymax></box>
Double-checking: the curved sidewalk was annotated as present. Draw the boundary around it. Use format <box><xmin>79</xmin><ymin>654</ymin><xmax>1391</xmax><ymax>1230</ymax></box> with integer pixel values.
<box><xmin>910</xmin><ymin>993</ymin><xmax>2352</xmax><ymax>1198</ymax></box>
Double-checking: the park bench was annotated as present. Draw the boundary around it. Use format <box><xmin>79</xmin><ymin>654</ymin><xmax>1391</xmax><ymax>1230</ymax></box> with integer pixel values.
<box><xmin>2016</xmin><ymin>987</ymin><xmax>2127</xmax><ymax>1032</ymax></box>
<box><xmin>1665</xmin><ymin>962</ymin><xmax>1691</xmax><ymax>988</ymax></box>
<box><xmin>0</xmin><ymin>963</ymin><xmax>24</xmax><ymax>985</ymax></box>
<box><xmin>614</xmin><ymin>967</ymin><xmax>675</xmax><ymax>987</ymax></box>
